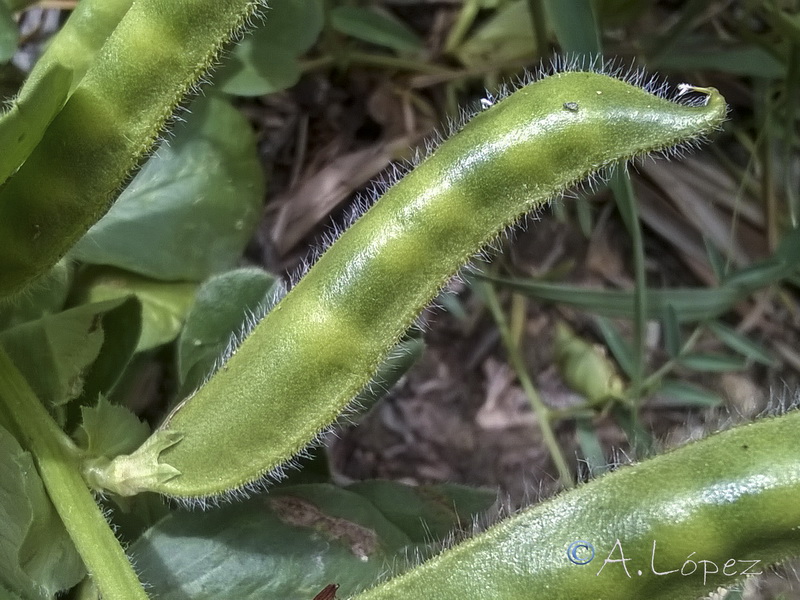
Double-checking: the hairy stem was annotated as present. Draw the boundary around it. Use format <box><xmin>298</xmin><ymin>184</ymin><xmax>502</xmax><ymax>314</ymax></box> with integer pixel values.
<box><xmin>0</xmin><ymin>347</ymin><xmax>148</xmax><ymax>600</ymax></box>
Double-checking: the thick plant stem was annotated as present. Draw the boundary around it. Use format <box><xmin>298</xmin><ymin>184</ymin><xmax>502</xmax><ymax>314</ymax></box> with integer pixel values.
<box><xmin>0</xmin><ymin>347</ymin><xmax>149</xmax><ymax>600</ymax></box>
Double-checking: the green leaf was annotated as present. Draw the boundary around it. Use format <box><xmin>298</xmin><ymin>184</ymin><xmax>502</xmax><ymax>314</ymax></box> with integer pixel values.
<box><xmin>74</xmin><ymin>296</ymin><xmax>141</xmax><ymax>407</ymax></box>
<box><xmin>661</xmin><ymin>304</ymin><xmax>682</xmax><ymax>358</ymax></box>
<box><xmin>656</xmin><ymin>379</ymin><xmax>724</xmax><ymax>407</ymax></box>
<box><xmin>544</xmin><ymin>0</ymin><xmax>601</xmax><ymax>54</ymax></box>
<box><xmin>0</xmin><ymin>1</ymin><xmax>16</xmax><ymax>64</ymax></box>
<box><xmin>611</xmin><ymin>405</ymin><xmax>655</xmax><ymax>457</ymax></box>
<box><xmin>219</xmin><ymin>37</ymin><xmax>300</xmax><ymax>95</ymax></box>
<box><xmin>177</xmin><ymin>267</ymin><xmax>281</xmax><ymax>394</ymax></box>
<box><xmin>217</xmin><ymin>0</ymin><xmax>324</xmax><ymax>96</ymax></box>
<box><xmin>129</xmin><ymin>484</ymin><xmax>414</xmax><ymax>599</ymax></box>
<box><xmin>484</xmin><ymin>274</ymin><xmax>781</xmax><ymax>323</ymax></box>
<box><xmin>0</xmin><ymin>426</ymin><xmax>85</xmax><ymax>598</ymax></box>
<box><xmin>703</xmin><ymin>237</ymin><xmax>728</xmax><ymax>283</ymax></box>
<box><xmin>346</xmin><ymin>481</ymin><xmax>496</xmax><ymax>544</ymax></box>
<box><xmin>705</xmin><ymin>321</ymin><xmax>776</xmax><ymax>367</ymax></box>
<box><xmin>81</xmin><ymin>270</ymin><xmax>197</xmax><ymax>351</ymax></box>
<box><xmin>0</xmin><ymin>63</ymin><xmax>72</xmax><ymax>186</ymax></box>
<box><xmin>70</xmin><ymin>95</ymin><xmax>264</xmax><ymax>281</ymax></box>
<box><xmin>331</xmin><ymin>6</ymin><xmax>422</xmax><ymax>53</ymax></box>
<box><xmin>454</xmin><ymin>0</ymin><xmax>536</xmax><ymax>67</ymax></box>
<box><xmin>486</xmin><ymin>227</ymin><xmax>799</xmax><ymax>323</ymax></box>
<box><xmin>722</xmin><ymin>258</ymin><xmax>791</xmax><ymax>289</ymax></box>
<box><xmin>74</xmin><ymin>397</ymin><xmax>150</xmax><ymax>459</ymax></box>
<box><xmin>592</xmin><ymin>0</ymin><xmax>647</xmax><ymax>27</ymax></box>
<box><xmin>594</xmin><ymin>316</ymin><xmax>635</xmax><ymax>379</ymax></box>
<box><xmin>0</xmin><ymin>298</ymin><xmax>132</xmax><ymax>409</ymax></box>
<box><xmin>654</xmin><ymin>42</ymin><xmax>785</xmax><ymax>78</ymax></box>
<box><xmin>575</xmin><ymin>417</ymin><xmax>608</xmax><ymax>476</ymax></box>
<box><xmin>775</xmin><ymin>226</ymin><xmax>800</xmax><ymax>265</ymax></box>
<box><xmin>678</xmin><ymin>352</ymin><xmax>747</xmax><ymax>372</ymax></box>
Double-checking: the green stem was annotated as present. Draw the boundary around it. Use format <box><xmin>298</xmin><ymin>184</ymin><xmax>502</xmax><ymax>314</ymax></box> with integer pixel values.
<box><xmin>301</xmin><ymin>51</ymin><xmax>458</xmax><ymax>77</ymax></box>
<box><xmin>346</xmin><ymin>50</ymin><xmax>456</xmax><ymax>76</ymax></box>
<box><xmin>640</xmin><ymin>326</ymin><xmax>702</xmax><ymax>392</ymax></box>
<box><xmin>443</xmin><ymin>0</ymin><xmax>479</xmax><ymax>55</ymax></box>
<box><xmin>479</xmin><ymin>280</ymin><xmax>573</xmax><ymax>488</ymax></box>
<box><xmin>610</xmin><ymin>173</ymin><xmax>646</xmax><ymax>402</ymax></box>
<box><xmin>0</xmin><ymin>347</ymin><xmax>149</xmax><ymax>600</ymax></box>
<box><xmin>757</xmin><ymin>80</ymin><xmax>778</xmax><ymax>251</ymax></box>
<box><xmin>526</xmin><ymin>0</ymin><xmax>550</xmax><ymax>60</ymax></box>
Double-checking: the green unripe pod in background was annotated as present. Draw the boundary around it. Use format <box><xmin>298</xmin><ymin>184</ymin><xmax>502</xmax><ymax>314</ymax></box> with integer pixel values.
<box><xmin>351</xmin><ymin>410</ymin><xmax>800</xmax><ymax>599</ymax></box>
<box><xmin>27</xmin><ymin>0</ymin><xmax>135</xmax><ymax>94</ymax></box>
<box><xmin>0</xmin><ymin>0</ymin><xmax>134</xmax><ymax>194</ymax></box>
<box><xmin>0</xmin><ymin>0</ymin><xmax>265</xmax><ymax>298</ymax></box>
<box><xmin>554</xmin><ymin>321</ymin><xmax>625</xmax><ymax>405</ymax></box>
<box><xmin>95</xmin><ymin>66</ymin><xmax>728</xmax><ymax>501</ymax></box>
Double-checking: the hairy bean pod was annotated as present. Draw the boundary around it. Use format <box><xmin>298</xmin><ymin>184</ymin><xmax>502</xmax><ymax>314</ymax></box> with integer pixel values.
<box><xmin>102</xmin><ymin>67</ymin><xmax>727</xmax><ymax>500</ymax></box>
<box><xmin>0</xmin><ymin>0</ymin><xmax>133</xmax><ymax>188</ymax></box>
<box><xmin>24</xmin><ymin>0</ymin><xmax>134</xmax><ymax>95</ymax></box>
<box><xmin>351</xmin><ymin>410</ymin><xmax>800</xmax><ymax>599</ymax></box>
<box><xmin>0</xmin><ymin>0</ymin><xmax>264</xmax><ymax>297</ymax></box>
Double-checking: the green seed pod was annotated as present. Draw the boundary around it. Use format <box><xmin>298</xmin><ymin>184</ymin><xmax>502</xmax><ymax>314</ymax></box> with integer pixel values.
<box><xmin>0</xmin><ymin>0</ymin><xmax>265</xmax><ymax>298</ymax></box>
<box><xmin>351</xmin><ymin>410</ymin><xmax>800</xmax><ymax>599</ymax></box>
<box><xmin>99</xmin><ymin>64</ymin><xmax>727</xmax><ymax>500</ymax></box>
<box><xmin>0</xmin><ymin>63</ymin><xmax>71</xmax><ymax>189</ymax></box>
<box><xmin>0</xmin><ymin>0</ymin><xmax>135</xmax><ymax>187</ymax></box>
<box><xmin>554</xmin><ymin>321</ymin><xmax>625</xmax><ymax>405</ymax></box>
<box><xmin>23</xmin><ymin>0</ymin><xmax>135</xmax><ymax>96</ymax></box>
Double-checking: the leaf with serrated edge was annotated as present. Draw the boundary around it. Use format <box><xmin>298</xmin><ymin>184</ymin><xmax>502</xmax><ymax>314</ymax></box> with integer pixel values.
<box><xmin>75</xmin><ymin>396</ymin><xmax>150</xmax><ymax>459</ymax></box>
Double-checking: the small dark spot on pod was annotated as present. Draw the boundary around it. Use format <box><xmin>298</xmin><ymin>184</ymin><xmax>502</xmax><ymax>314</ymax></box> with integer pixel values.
<box><xmin>742</xmin><ymin>444</ymin><xmax>749</xmax><ymax>450</ymax></box>
<box><xmin>563</xmin><ymin>102</ymin><xmax>579</xmax><ymax>112</ymax></box>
